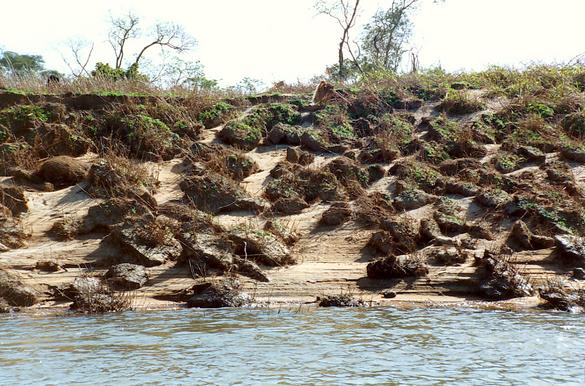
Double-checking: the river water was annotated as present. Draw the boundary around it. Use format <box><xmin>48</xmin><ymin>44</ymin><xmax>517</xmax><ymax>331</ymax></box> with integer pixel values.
<box><xmin>0</xmin><ymin>307</ymin><xmax>584</xmax><ymax>385</ymax></box>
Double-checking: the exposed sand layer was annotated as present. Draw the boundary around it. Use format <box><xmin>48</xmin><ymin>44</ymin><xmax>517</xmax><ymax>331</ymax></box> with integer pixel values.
<box><xmin>1</xmin><ymin>92</ymin><xmax>583</xmax><ymax>314</ymax></box>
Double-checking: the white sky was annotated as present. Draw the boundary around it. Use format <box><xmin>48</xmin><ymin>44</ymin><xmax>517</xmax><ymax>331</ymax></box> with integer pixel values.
<box><xmin>1</xmin><ymin>0</ymin><xmax>584</xmax><ymax>86</ymax></box>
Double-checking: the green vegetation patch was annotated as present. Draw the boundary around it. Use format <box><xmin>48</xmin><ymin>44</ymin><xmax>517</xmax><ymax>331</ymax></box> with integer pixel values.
<box><xmin>421</xmin><ymin>141</ymin><xmax>450</xmax><ymax>164</ymax></box>
<box><xmin>101</xmin><ymin>111</ymin><xmax>178</xmax><ymax>159</ymax></box>
<box><xmin>516</xmin><ymin>198</ymin><xmax>574</xmax><ymax>234</ymax></box>
<box><xmin>527</xmin><ymin>102</ymin><xmax>555</xmax><ymax>119</ymax></box>
<box><xmin>494</xmin><ymin>152</ymin><xmax>523</xmax><ymax>173</ymax></box>
<box><xmin>198</xmin><ymin>101</ymin><xmax>235</xmax><ymax>127</ymax></box>
<box><xmin>315</xmin><ymin>104</ymin><xmax>355</xmax><ymax>140</ymax></box>
<box><xmin>377</xmin><ymin>113</ymin><xmax>413</xmax><ymax>145</ymax></box>
<box><xmin>0</xmin><ymin>104</ymin><xmax>50</xmax><ymax>131</ymax></box>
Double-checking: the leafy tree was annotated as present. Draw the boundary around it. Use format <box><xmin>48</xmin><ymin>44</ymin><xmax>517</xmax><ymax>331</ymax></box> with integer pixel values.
<box><xmin>156</xmin><ymin>56</ymin><xmax>218</xmax><ymax>90</ymax></box>
<box><xmin>361</xmin><ymin>0</ymin><xmax>419</xmax><ymax>72</ymax></box>
<box><xmin>235</xmin><ymin>77</ymin><xmax>264</xmax><ymax>94</ymax></box>
<box><xmin>91</xmin><ymin>62</ymin><xmax>147</xmax><ymax>81</ymax></box>
<box><xmin>0</xmin><ymin>51</ymin><xmax>45</xmax><ymax>73</ymax></box>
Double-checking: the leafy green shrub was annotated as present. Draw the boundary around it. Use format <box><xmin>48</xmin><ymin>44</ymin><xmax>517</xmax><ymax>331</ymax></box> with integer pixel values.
<box><xmin>330</xmin><ymin>122</ymin><xmax>355</xmax><ymax>139</ymax></box>
<box><xmin>421</xmin><ymin>142</ymin><xmax>450</xmax><ymax>164</ymax></box>
<box><xmin>495</xmin><ymin>153</ymin><xmax>523</xmax><ymax>173</ymax></box>
<box><xmin>376</xmin><ymin>114</ymin><xmax>413</xmax><ymax>145</ymax></box>
<box><xmin>220</xmin><ymin>103</ymin><xmax>302</xmax><ymax>149</ymax></box>
<box><xmin>92</xmin><ymin>62</ymin><xmax>147</xmax><ymax>81</ymax></box>
<box><xmin>0</xmin><ymin>105</ymin><xmax>49</xmax><ymax>131</ymax></box>
<box><xmin>220</xmin><ymin>120</ymin><xmax>263</xmax><ymax>149</ymax></box>
<box><xmin>315</xmin><ymin>104</ymin><xmax>355</xmax><ymax>140</ymax></box>
<box><xmin>0</xmin><ymin>124</ymin><xmax>8</xmax><ymax>143</ymax></box>
<box><xmin>198</xmin><ymin>101</ymin><xmax>235</xmax><ymax>128</ymax></box>
<box><xmin>527</xmin><ymin>102</ymin><xmax>554</xmax><ymax>118</ymax></box>
<box><xmin>264</xmin><ymin>103</ymin><xmax>301</xmax><ymax>126</ymax></box>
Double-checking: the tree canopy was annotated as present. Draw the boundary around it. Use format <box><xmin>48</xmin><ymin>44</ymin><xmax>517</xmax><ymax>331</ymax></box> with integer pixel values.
<box><xmin>0</xmin><ymin>51</ymin><xmax>45</xmax><ymax>73</ymax></box>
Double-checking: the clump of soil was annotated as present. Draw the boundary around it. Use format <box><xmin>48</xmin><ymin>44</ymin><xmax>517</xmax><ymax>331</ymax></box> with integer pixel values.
<box><xmin>285</xmin><ymin>146</ymin><xmax>314</xmax><ymax>165</ymax></box>
<box><xmin>265</xmin><ymin>163</ymin><xmax>341</xmax><ymax>206</ymax></box>
<box><xmin>227</xmin><ymin>225</ymin><xmax>295</xmax><ymax>267</ymax></box>
<box><xmin>475</xmin><ymin>251</ymin><xmax>534</xmax><ymax>300</ymax></box>
<box><xmin>86</xmin><ymin>155</ymin><xmax>158</xmax><ymax>206</ymax></box>
<box><xmin>263</xmin><ymin>219</ymin><xmax>299</xmax><ymax>246</ymax></box>
<box><xmin>105</xmin><ymin>263</ymin><xmax>148</xmax><ymax>290</ymax></box>
<box><xmin>81</xmin><ymin>198</ymin><xmax>153</xmax><ymax>234</ymax></box>
<box><xmin>169</xmin><ymin>205</ymin><xmax>269</xmax><ymax>282</ymax></box>
<box><xmin>34</xmin><ymin>156</ymin><xmax>89</xmax><ymax>188</ymax></box>
<box><xmin>106</xmin><ymin>215</ymin><xmax>182</xmax><ymax>267</ymax></box>
<box><xmin>220</xmin><ymin>103</ymin><xmax>301</xmax><ymax>150</ymax></box>
<box><xmin>69</xmin><ymin>276</ymin><xmax>132</xmax><ymax>314</ymax></box>
<box><xmin>187</xmin><ymin>278</ymin><xmax>252</xmax><ymax>308</ymax></box>
<box><xmin>0</xmin><ymin>269</ymin><xmax>38</xmax><ymax>307</ymax></box>
<box><xmin>507</xmin><ymin>220</ymin><xmax>554</xmax><ymax>251</ymax></box>
<box><xmin>180</xmin><ymin>170</ymin><xmax>265</xmax><ymax>214</ymax></box>
<box><xmin>539</xmin><ymin>279</ymin><xmax>585</xmax><ymax>312</ymax></box>
<box><xmin>191</xmin><ymin>143</ymin><xmax>258</xmax><ymax>181</ymax></box>
<box><xmin>367</xmin><ymin>254</ymin><xmax>429</xmax><ymax>279</ymax></box>
<box><xmin>321</xmin><ymin>201</ymin><xmax>352</xmax><ymax>226</ymax></box>
<box><xmin>353</xmin><ymin>192</ymin><xmax>394</xmax><ymax>226</ymax></box>
<box><xmin>318</xmin><ymin>293</ymin><xmax>365</xmax><ymax>307</ymax></box>
<box><xmin>0</xmin><ymin>183</ymin><xmax>28</xmax><ymax>216</ymax></box>
<box><xmin>0</xmin><ymin>216</ymin><xmax>29</xmax><ymax>249</ymax></box>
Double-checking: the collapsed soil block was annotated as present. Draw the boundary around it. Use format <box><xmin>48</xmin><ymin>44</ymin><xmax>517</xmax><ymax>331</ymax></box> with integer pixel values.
<box><xmin>367</xmin><ymin>255</ymin><xmax>429</xmax><ymax>279</ymax></box>
<box><xmin>318</xmin><ymin>294</ymin><xmax>365</xmax><ymax>307</ymax></box>
<box><xmin>187</xmin><ymin>279</ymin><xmax>252</xmax><ymax>308</ymax></box>
<box><xmin>34</xmin><ymin>156</ymin><xmax>89</xmax><ymax>188</ymax></box>
<box><xmin>475</xmin><ymin>251</ymin><xmax>534</xmax><ymax>300</ymax></box>
<box><xmin>0</xmin><ymin>269</ymin><xmax>38</xmax><ymax>307</ymax></box>
<box><xmin>180</xmin><ymin>172</ymin><xmax>265</xmax><ymax>214</ymax></box>
<box><xmin>107</xmin><ymin>216</ymin><xmax>183</xmax><ymax>267</ymax></box>
<box><xmin>0</xmin><ymin>184</ymin><xmax>27</xmax><ymax>216</ymax></box>
<box><xmin>105</xmin><ymin>263</ymin><xmax>149</xmax><ymax>290</ymax></box>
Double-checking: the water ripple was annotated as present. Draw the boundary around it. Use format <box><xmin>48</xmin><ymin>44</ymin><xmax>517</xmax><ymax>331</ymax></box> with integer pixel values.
<box><xmin>0</xmin><ymin>308</ymin><xmax>584</xmax><ymax>385</ymax></box>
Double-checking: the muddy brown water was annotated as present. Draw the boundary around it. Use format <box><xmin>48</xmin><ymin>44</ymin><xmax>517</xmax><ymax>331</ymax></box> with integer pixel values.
<box><xmin>1</xmin><ymin>307</ymin><xmax>584</xmax><ymax>385</ymax></box>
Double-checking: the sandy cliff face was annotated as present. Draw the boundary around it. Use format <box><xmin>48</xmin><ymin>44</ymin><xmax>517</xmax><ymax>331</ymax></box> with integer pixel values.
<box><xmin>0</xmin><ymin>83</ymin><xmax>584</xmax><ymax>313</ymax></box>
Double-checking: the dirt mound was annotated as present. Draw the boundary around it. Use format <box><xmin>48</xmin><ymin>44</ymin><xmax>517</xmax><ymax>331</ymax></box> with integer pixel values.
<box><xmin>321</xmin><ymin>201</ymin><xmax>351</xmax><ymax>226</ymax></box>
<box><xmin>107</xmin><ymin>216</ymin><xmax>183</xmax><ymax>267</ymax></box>
<box><xmin>0</xmin><ymin>216</ymin><xmax>29</xmax><ymax>249</ymax></box>
<box><xmin>35</xmin><ymin>156</ymin><xmax>89</xmax><ymax>187</ymax></box>
<box><xmin>0</xmin><ymin>269</ymin><xmax>38</xmax><ymax>307</ymax></box>
<box><xmin>180</xmin><ymin>172</ymin><xmax>265</xmax><ymax>214</ymax></box>
<box><xmin>173</xmin><ymin>210</ymin><xmax>269</xmax><ymax>282</ymax></box>
<box><xmin>105</xmin><ymin>263</ymin><xmax>149</xmax><ymax>290</ymax></box>
<box><xmin>367</xmin><ymin>255</ymin><xmax>429</xmax><ymax>279</ymax></box>
<box><xmin>228</xmin><ymin>227</ymin><xmax>294</xmax><ymax>267</ymax></box>
<box><xmin>87</xmin><ymin>157</ymin><xmax>157</xmax><ymax>206</ymax></box>
<box><xmin>0</xmin><ymin>184</ymin><xmax>27</xmax><ymax>216</ymax></box>
<box><xmin>476</xmin><ymin>251</ymin><xmax>534</xmax><ymax>299</ymax></box>
<box><xmin>69</xmin><ymin>278</ymin><xmax>132</xmax><ymax>313</ymax></box>
<box><xmin>187</xmin><ymin>279</ymin><xmax>252</xmax><ymax>308</ymax></box>
<box><xmin>318</xmin><ymin>294</ymin><xmax>365</xmax><ymax>307</ymax></box>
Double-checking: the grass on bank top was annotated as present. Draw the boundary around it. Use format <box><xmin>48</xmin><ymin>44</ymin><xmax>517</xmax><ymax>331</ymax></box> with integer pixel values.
<box><xmin>2</xmin><ymin>64</ymin><xmax>585</xmax><ymax>110</ymax></box>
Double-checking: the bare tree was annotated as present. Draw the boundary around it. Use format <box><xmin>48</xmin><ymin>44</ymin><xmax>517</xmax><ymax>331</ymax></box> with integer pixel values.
<box><xmin>108</xmin><ymin>12</ymin><xmax>140</xmax><ymax>69</ymax></box>
<box><xmin>107</xmin><ymin>13</ymin><xmax>195</xmax><ymax>71</ymax></box>
<box><xmin>62</xmin><ymin>39</ymin><xmax>94</xmax><ymax>77</ymax></box>
<box><xmin>132</xmin><ymin>23</ymin><xmax>195</xmax><ymax>67</ymax></box>
<box><xmin>315</xmin><ymin>0</ymin><xmax>361</xmax><ymax>80</ymax></box>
